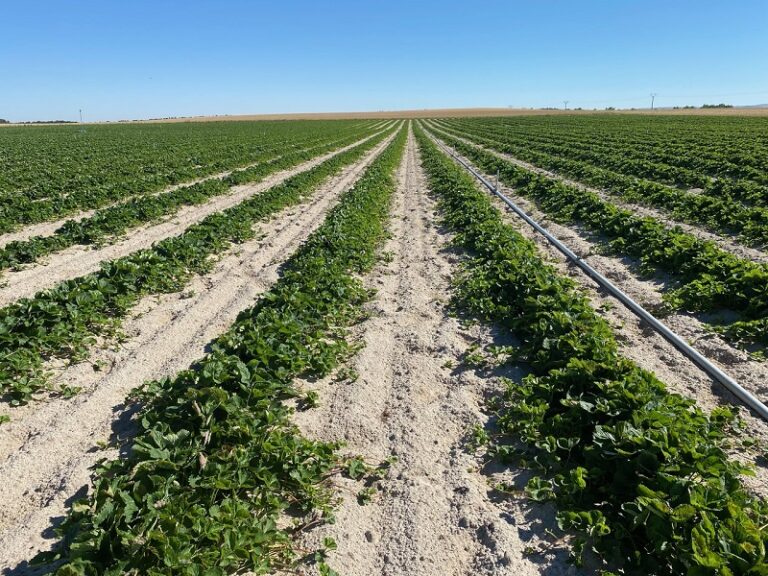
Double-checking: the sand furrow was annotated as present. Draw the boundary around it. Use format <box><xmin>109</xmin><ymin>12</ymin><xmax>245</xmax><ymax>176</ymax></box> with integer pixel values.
<box><xmin>292</xmin><ymin>128</ymin><xmax>574</xmax><ymax>575</ymax></box>
<box><xmin>0</xmin><ymin>130</ymin><xmax>387</xmax><ymax>308</ymax></box>
<box><xmin>425</xmin><ymin>121</ymin><xmax>768</xmax><ymax>265</ymax></box>
<box><xmin>0</xmin><ymin>131</ymin><xmax>397</xmax><ymax>573</ymax></box>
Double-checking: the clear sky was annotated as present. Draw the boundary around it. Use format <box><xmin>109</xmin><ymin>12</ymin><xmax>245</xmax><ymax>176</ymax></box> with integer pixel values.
<box><xmin>2</xmin><ymin>0</ymin><xmax>767</xmax><ymax>121</ymax></box>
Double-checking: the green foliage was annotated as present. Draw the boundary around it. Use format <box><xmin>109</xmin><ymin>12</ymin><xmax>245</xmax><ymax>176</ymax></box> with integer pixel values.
<box><xmin>437</xmin><ymin>115</ymin><xmax>768</xmax><ymax>207</ymax></box>
<box><xmin>429</xmin><ymin>125</ymin><xmax>768</xmax><ymax>348</ymax></box>
<box><xmin>415</xmin><ymin>124</ymin><xmax>768</xmax><ymax>575</ymax></box>
<box><xmin>36</xmin><ymin>125</ymin><xmax>407</xmax><ymax>574</ymax></box>
<box><xmin>0</xmin><ymin>125</ymin><xmax>379</xmax><ymax>272</ymax></box>
<box><xmin>0</xmin><ymin>126</ymin><xmax>398</xmax><ymax>404</ymax></box>
<box><xmin>357</xmin><ymin>487</ymin><xmax>377</xmax><ymax>505</ymax></box>
<box><xmin>0</xmin><ymin>120</ymin><xmax>385</xmax><ymax>233</ymax></box>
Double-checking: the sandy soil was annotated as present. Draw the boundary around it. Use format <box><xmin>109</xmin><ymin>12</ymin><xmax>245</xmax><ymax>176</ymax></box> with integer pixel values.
<box><xmin>425</xmin><ymin>121</ymin><xmax>768</xmax><ymax>264</ymax></box>
<box><xmin>290</xmin><ymin>128</ymin><xmax>577</xmax><ymax>575</ymax></box>
<box><xmin>424</xmin><ymin>128</ymin><xmax>768</xmax><ymax>498</ymax></box>
<box><xmin>0</xmin><ymin>131</ymin><xmax>398</xmax><ymax>574</ymax></box>
<box><xmin>0</xmin><ymin>130</ymin><xmax>389</xmax><ymax>308</ymax></box>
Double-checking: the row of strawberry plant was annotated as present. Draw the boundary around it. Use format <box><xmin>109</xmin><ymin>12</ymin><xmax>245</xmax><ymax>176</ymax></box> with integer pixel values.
<box><xmin>445</xmin><ymin>115</ymin><xmax>768</xmax><ymax>188</ymax></box>
<box><xmin>449</xmin><ymin>117</ymin><xmax>768</xmax><ymax>207</ymax></box>
<box><xmin>436</xmin><ymin>118</ymin><xmax>768</xmax><ymax>209</ymax></box>
<box><xmin>430</xmin><ymin>120</ymin><xmax>768</xmax><ymax>245</ymax></box>
<box><xmin>415</xmin><ymin>124</ymin><xmax>768</xmax><ymax>575</ymax></box>
<box><xmin>424</xmin><ymin>125</ymin><xmax>768</xmax><ymax>348</ymax></box>
<box><xmin>445</xmin><ymin>116</ymin><xmax>768</xmax><ymax>185</ymax></box>
<box><xmin>33</xmin><ymin>124</ymin><xmax>408</xmax><ymax>576</ymax></box>
<box><xmin>0</xmin><ymin>127</ymin><xmax>381</xmax><ymax>272</ymax></box>
<box><xmin>0</xmin><ymin>125</ymin><xmax>398</xmax><ymax>405</ymax></box>
<box><xmin>436</xmin><ymin>119</ymin><xmax>711</xmax><ymax>189</ymax></box>
<box><xmin>0</xmin><ymin>120</ymin><xmax>381</xmax><ymax>232</ymax></box>
<box><xmin>0</xmin><ymin>121</ymin><xmax>387</xmax><ymax>202</ymax></box>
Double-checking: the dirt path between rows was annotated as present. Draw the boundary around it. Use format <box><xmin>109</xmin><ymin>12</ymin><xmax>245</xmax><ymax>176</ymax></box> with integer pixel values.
<box><xmin>0</xmin><ymin>130</ymin><xmax>389</xmax><ymax>309</ymax></box>
<box><xmin>425</xmin><ymin>130</ymin><xmax>768</xmax><ymax>499</ymax></box>
<box><xmin>0</xmin><ymin>131</ymin><xmax>398</xmax><ymax>574</ymax></box>
<box><xmin>291</xmin><ymin>128</ymin><xmax>576</xmax><ymax>575</ymax></box>
<box><xmin>424</xmin><ymin>121</ymin><xmax>768</xmax><ymax>265</ymax></box>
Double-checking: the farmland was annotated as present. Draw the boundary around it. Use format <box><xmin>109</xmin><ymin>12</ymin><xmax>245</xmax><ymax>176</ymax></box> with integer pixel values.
<box><xmin>1</xmin><ymin>114</ymin><xmax>768</xmax><ymax>576</ymax></box>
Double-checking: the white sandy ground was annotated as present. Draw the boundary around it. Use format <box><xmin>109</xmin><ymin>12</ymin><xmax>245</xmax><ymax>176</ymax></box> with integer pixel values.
<box><xmin>0</xmin><ymin>122</ymin><xmax>397</xmax><ymax>251</ymax></box>
<box><xmin>0</xmin><ymin>128</ymin><xmax>395</xmax><ymax>308</ymax></box>
<box><xmin>424</xmin><ymin>127</ymin><xmax>768</xmax><ymax>499</ymax></box>
<box><xmin>0</xmin><ymin>131</ymin><xmax>399</xmax><ymax>574</ymax></box>
<box><xmin>289</xmin><ymin>128</ymin><xmax>579</xmax><ymax>576</ymax></box>
<box><xmin>425</xmin><ymin>121</ymin><xmax>768</xmax><ymax>265</ymax></box>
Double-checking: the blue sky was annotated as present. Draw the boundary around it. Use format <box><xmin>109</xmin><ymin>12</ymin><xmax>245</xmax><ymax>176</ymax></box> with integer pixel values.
<box><xmin>2</xmin><ymin>0</ymin><xmax>767</xmax><ymax>121</ymax></box>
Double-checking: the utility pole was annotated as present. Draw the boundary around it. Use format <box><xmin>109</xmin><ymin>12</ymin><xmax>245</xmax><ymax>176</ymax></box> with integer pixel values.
<box><xmin>79</xmin><ymin>109</ymin><xmax>83</xmax><ymax>123</ymax></box>
<box><xmin>650</xmin><ymin>93</ymin><xmax>657</xmax><ymax>111</ymax></box>
<box><xmin>563</xmin><ymin>100</ymin><xmax>569</xmax><ymax>110</ymax></box>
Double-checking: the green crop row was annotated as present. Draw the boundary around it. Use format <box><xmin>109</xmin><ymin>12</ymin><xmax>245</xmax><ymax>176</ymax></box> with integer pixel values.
<box><xmin>425</xmin><ymin>125</ymin><xmax>768</xmax><ymax>349</ymax></box>
<box><xmin>0</xmin><ymin>125</ymin><xmax>397</xmax><ymax>404</ymax></box>
<box><xmin>0</xmin><ymin>128</ymin><xmax>379</xmax><ymax>272</ymax></box>
<box><xmin>33</xmin><ymin>124</ymin><xmax>408</xmax><ymax>576</ymax></box>
<box><xmin>430</xmin><ymin>121</ymin><xmax>768</xmax><ymax>245</ymax></box>
<box><xmin>437</xmin><ymin>117</ymin><xmax>768</xmax><ymax>207</ymax></box>
<box><xmin>435</xmin><ymin>119</ymin><xmax>709</xmax><ymax>188</ymax></box>
<box><xmin>438</xmin><ymin>118</ymin><xmax>768</xmax><ymax>209</ymax></box>
<box><xmin>415</xmin><ymin>124</ymin><xmax>768</xmax><ymax>575</ymax></box>
<box><xmin>441</xmin><ymin>115</ymin><xmax>768</xmax><ymax>188</ymax></box>
<box><xmin>0</xmin><ymin>120</ymin><xmax>380</xmax><ymax>232</ymax></box>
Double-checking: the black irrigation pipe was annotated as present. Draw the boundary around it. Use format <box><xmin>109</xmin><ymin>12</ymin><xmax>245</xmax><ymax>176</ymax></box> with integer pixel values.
<box><xmin>427</xmin><ymin>128</ymin><xmax>768</xmax><ymax>423</ymax></box>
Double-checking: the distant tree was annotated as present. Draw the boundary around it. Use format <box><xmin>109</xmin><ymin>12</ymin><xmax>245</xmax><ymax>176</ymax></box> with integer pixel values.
<box><xmin>702</xmin><ymin>103</ymin><xmax>733</xmax><ymax>108</ymax></box>
<box><xmin>0</xmin><ymin>119</ymin><xmax>9</xmax><ymax>124</ymax></box>
<box><xmin>21</xmin><ymin>120</ymin><xmax>76</xmax><ymax>124</ymax></box>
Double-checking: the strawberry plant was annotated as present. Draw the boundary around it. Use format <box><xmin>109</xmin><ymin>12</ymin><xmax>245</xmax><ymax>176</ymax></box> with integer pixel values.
<box><xmin>0</xmin><ymin>120</ymin><xmax>385</xmax><ymax>233</ymax></box>
<box><xmin>437</xmin><ymin>115</ymin><xmax>768</xmax><ymax>205</ymax></box>
<box><xmin>416</xmin><ymin>124</ymin><xmax>768</xmax><ymax>575</ymax></box>
<box><xmin>0</xmin><ymin>126</ymin><xmax>398</xmax><ymax>404</ymax></box>
<box><xmin>35</xmin><ymin>125</ymin><xmax>407</xmax><ymax>575</ymax></box>
<box><xmin>431</xmin><ymin>120</ymin><xmax>768</xmax><ymax>245</ymax></box>
<box><xmin>0</xmin><ymin>126</ymin><xmax>383</xmax><ymax>272</ymax></box>
<box><xmin>426</xmin><ymin>126</ymin><xmax>768</xmax><ymax>349</ymax></box>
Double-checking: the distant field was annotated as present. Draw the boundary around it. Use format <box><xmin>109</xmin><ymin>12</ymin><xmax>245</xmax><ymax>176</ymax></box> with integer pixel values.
<box><xmin>5</xmin><ymin>106</ymin><xmax>767</xmax><ymax>126</ymax></box>
<box><xmin>130</xmin><ymin>106</ymin><xmax>768</xmax><ymax>122</ymax></box>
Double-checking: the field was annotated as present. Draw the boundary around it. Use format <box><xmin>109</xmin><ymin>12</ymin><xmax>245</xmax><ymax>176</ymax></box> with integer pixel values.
<box><xmin>0</xmin><ymin>114</ymin><xmax>767</xmax><ymax>575</ymax></box>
